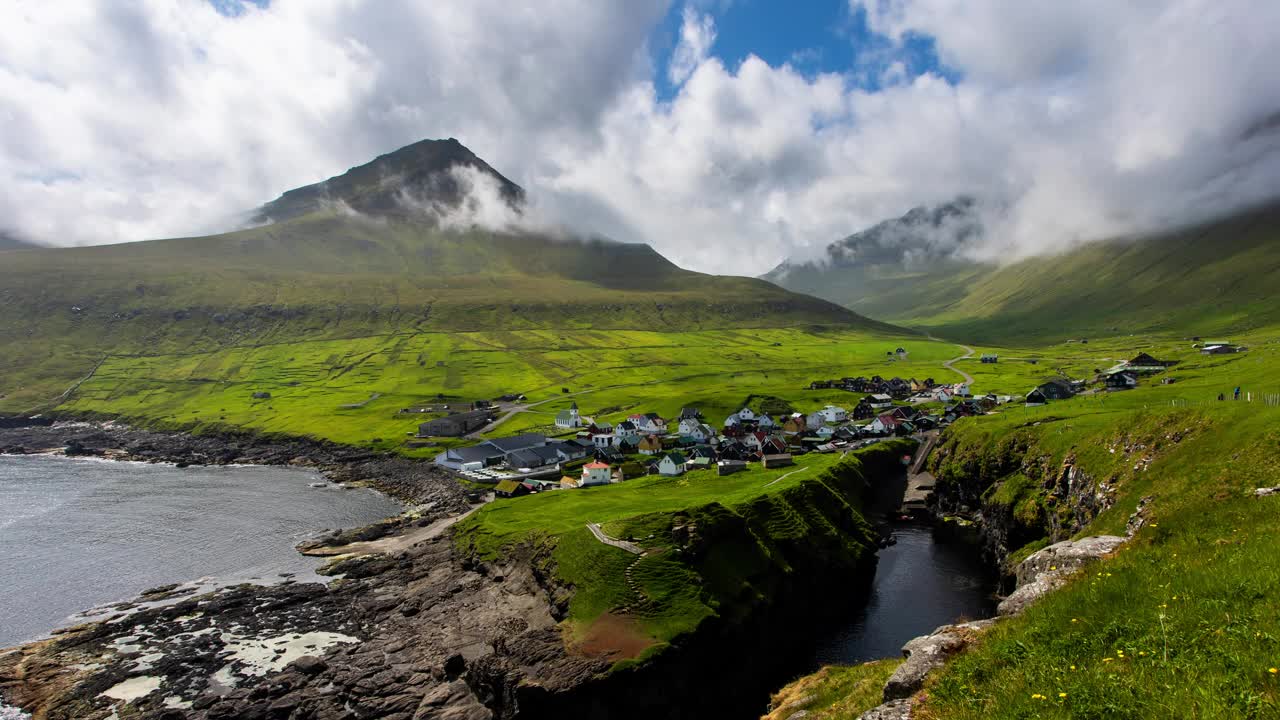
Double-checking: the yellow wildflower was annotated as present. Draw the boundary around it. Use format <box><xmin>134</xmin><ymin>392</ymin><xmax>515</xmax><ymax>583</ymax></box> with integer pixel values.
<box><xmin>1031</xmin><ymin>693</ymin><xmax>1046</xmax><ymax>700</ymax></box>
<box><xmin>1270</xmin><ymin>668</ymin><xmax>1278</xmax><ymax>675</ymax></box>
<box><xmin>1070</xmin><ymin>665</ymin><xmax>1077</xmax><ymax>671</ymax></box>
<box><xmin>1059</xmin><ymin>692</ymin><xmax>1068</xmax><ymax>699</ymax></box>
<box><xmin>1103</xmin><ymin>658</ymin><xmax>1113</xmax><ymax>663</ymax></box>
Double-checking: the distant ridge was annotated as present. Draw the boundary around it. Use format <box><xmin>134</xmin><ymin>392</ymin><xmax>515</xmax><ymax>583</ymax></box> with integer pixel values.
<box><xmin>0</xmin><ymin>230</ymin><xmax>38</xmax><ymax>251</ymax></box>
<box><xmin>765</xmin><ymin>198</ymin><xmax>1280</xmax><ymax>342</ymax></box>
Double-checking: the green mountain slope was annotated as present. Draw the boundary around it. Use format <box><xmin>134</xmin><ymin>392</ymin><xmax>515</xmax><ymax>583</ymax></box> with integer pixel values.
<box><xmin>766</xmin><ymin>200</ymin><xmax>1280</xmax><ymax>343</ymax></box>
<box><xmin>0</xmin><ymin>139</ymin><xmax>891</xmax><ymax>412</ymax></box>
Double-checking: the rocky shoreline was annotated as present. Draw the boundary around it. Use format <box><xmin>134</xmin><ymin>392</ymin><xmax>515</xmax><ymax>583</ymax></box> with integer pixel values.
<box><xmin>0</xmin><ymin>420</ymin><xmax>472</xmax><ymax>509</ymax></box>
<box><xmin>0</xmin><ymin>421</ymin><xmax>895</xmax><ymax>720</ymax></box>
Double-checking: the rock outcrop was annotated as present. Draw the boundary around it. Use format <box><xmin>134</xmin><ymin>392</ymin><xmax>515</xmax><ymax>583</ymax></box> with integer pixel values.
<box><xmin>881</xmin><ymin>620</ymin><xmax>994</xmax><ymax>701</ymax></box>
<box><xmin>997</xmin><ymin>535</ymin><xmax>1126</xmax><ymax>617</ymax></box>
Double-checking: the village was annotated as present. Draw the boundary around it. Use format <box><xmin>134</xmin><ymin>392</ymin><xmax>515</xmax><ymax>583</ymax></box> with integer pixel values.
<box><xmin>420</xmin><ymin>342</ymin><xmax>1233</xmax><ymax>498</ymax></box>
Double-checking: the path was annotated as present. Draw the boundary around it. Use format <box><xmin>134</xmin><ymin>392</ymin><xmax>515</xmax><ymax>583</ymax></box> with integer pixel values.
<box><xmin>764</xmin><ymin>466</ymin><xmax>809</xmax><ymax>488</ymax></box>
<box><xmin>301</xmin><ymin>507</ymin><xmax>481</xmax><ymax>558</ymax></box>
<box><xmin>901</xmin><ymin>431</ymin><xmax>941</xmax><ymax>517</ymax></box>
<box><xmin>586</xmin><ymin>522</ymin><xmax>644</xmax><ymax>555</ymax></box>
<box><xmin>940</xmin><ymin>340</ymin><xmax>976</xmax><ymax>385</ymax></box>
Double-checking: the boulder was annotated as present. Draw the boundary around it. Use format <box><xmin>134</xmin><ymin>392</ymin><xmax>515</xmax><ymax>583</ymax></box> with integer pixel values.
<box><xmin>999</xmin><ymin>535</ymin><xmax>1126</xmax><ymax>616</ymax></box>
<box><xmin>882</xmin><ymin>620</ymin><xmax>993</xmax><ymax>701</ymax></box>
<box><xmin>1255</xmin><ymin>487</ymin><xmax>1280</xmax><ymax>497</ymax></box>
<box><xmin>859</xmin><ymin>698</ymin><xmax>915</xmax><ymax>720</ymax></box>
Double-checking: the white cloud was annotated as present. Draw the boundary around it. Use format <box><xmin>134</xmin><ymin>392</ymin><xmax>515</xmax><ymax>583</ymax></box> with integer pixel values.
<box><xmin>1</xmin><ymin>0</ymin><xmax>1279</xmax><ymax>277</ymax></box>
<box><xmin>668</xmin><ymin>6</ymin><xmax>716</xmax><ymax>86</ymax></box>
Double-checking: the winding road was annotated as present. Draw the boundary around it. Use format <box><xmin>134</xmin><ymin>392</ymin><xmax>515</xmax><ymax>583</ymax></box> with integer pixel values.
<box><xmin>928</xmin><ymin>332</ymin><xmax>975</xmax><ymax>386</ymax></box>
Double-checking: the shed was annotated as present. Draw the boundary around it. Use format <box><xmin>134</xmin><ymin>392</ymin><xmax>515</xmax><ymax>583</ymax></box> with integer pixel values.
<box><xmin>762</xmin><ymin>453</ymin><xmax>794</xmax><ymax>469</ymax></box>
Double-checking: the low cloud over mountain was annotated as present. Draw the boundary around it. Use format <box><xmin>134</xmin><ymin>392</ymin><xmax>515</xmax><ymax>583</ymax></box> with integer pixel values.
<box><xmin>2</xmin><ymin>1</ymin><xmax>1278</xmax><ymax>274</ymax></box>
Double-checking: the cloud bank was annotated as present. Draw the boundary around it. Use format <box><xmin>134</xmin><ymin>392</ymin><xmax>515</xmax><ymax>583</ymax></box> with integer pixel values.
<box><xmin>1</xmin><ymin>0</ymin><xmax>1278</xmax><ymax>274</ymax></box>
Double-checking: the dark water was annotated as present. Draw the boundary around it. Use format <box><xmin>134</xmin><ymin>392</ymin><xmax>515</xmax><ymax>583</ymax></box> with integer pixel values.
<box><xmin>0</xmin><ymin>455</ymin><xmax>403</xmax><ymax>648</ymax></box>
<box><xmin>810</xmin><ymin>523</ymin><xmax>997</xmax><ymax>665</ymax></box>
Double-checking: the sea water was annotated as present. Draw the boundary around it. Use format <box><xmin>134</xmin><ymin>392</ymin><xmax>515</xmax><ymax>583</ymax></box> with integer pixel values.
<box><xmin>0</xmin><ymin>455</ymin><xmax>402</xmax><ymax>648</ymax></box>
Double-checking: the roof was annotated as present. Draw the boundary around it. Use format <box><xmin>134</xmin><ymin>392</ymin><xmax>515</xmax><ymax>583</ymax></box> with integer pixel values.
<box><xmin>530</xmin><ymin>446</ymin><xmax>562</xmax><ymax>462</ymax></box>
<box><xmin>763</xmin><ymin>453</ymin><xmax>793</xmax><ymax>461</ymax></box>
<box><xmin>485</xmin><ymin>433</ymin><xmax>548</xmax><ymax>453</ymax></box>
<box><xmin>664</xmin><ymin>452</ymin><xmax>688</xmax><ymax>464</ymax></box>
<box><xmin>495</xmin><ymin>480</ymin><xmax>522</xmax><ymax>494</ymax></box>
<box><xmin>584</xmin><ymin>461</ymin><xmax>610</xmax><ymax>470</ymax></box>
<box><xmin>507</xmin><ymin>449</ymin><xmax>546</xmax><ymax>468</ymax></box>
<box><xmin>447</xmin><ymin>445</ymin><xmax>501</xmax><ymax>463</ymax></box>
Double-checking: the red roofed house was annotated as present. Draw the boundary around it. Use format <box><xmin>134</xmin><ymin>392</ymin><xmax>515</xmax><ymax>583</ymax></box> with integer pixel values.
<box><xmin>581</xmin><ymin>461</ymin><xmax>613</xmax><ymax>487</ymax></box>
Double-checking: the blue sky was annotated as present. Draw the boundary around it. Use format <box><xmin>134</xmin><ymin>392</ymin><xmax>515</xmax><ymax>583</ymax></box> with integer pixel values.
<box><xmin>211</xmin><ymin>0</ymin><xmax>956</xmax><ymax>98</ymax></box>
<box><xmin>652</xmin><ymin>0</ymin><xmax>957</xmax><ymax>98</ymax></box>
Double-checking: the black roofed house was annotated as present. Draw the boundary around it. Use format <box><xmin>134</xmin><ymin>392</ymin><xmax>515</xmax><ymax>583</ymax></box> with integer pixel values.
<box><xmin>1035</xmin><ymin>379</ymin><xmax>1076</xmax><ymax>400</ymax></box>
<box><xmin>1200</xmin><ymin>344</ymin><xmax>1239</xmax><ymax>355</ymax></box>
<box><xmin>718</xmin><ymin>459</ymin><xmax>748</xmax><ymax>476</ymax></box>
<box><xmin>434</xmin><ymin>444</ymin><xmax>503</xmax><ymax>471</ymax></box>
<box><xmin>1104</xmin><ymin>372</ymin><xmax>1138</xmax><ymax>390</ymax></box>
<box><xmin>507</xmin><ymin>449</ymin><xmax>548</xmax><ymax>471</ymax></box>
<box><xmin>594</xmin><ymin>446</ymin><xmax>625</xmax><ymax>464</ymax></box>
<box><xmin>679</xmin><ymin>407</ymin><xmax>703</xmax><ymax>421</ymax></box>
<box><xmin>484</xmin><ymin>433</ymin><xmax>548</xmax><ymax>455</ymax></box>
<box><xmin>980</xmin><ymin>354</ymin><xmax>998</xmax><ymax>364</ymax></box>
<box><xmin>1025</xmin><ymin>388</ymin><xmax>1049</xmax><ymax>406</ymax></box>
<box><xmin>418</xmin><ymin>409</ymin><xmax>492</xmax><ymax>437</ymax></box>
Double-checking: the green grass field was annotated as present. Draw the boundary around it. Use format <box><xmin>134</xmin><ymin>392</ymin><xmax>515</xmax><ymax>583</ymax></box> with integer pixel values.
<box><xmin>38</xmin><ymin>328</ymin><xmax>963</xmax><ymax>454</ymax></box>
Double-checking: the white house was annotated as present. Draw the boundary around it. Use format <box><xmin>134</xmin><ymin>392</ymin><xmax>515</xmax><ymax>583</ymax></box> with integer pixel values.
<box><xmin>614</xmin><ymin>421</ymin><xmax>641</xmax><ymax>446</ymax></box>
<box><xmin>591</xmin><ymin>433</ymin><xmax>616</xmax><ymax>448</ymax></box>
<box><xmin>933</xmin><ymin>389</ymin><xmax>953</xmax><ymax>403</ymax></box>
<box><xmin>678</xmin><ymin>418</ymin><xmax>703</xmax><ymax>436</ymax></box>
<box><xmin>580</xmin><ymin>462</ymin><xmax>612</xmax><ymax>486</ymax></box>
<box><xmin>736</xmin><ymin>407</ymin><xmax>757</xmax><ymax>422</ymax></box>
<box><xmin>757</xmin><ymin>414</ymin><xmax>776</xmax><ymax>430</ymax></box>
<box><xmin>816</xmin><ymin>426</ymin><xmax>835</xmax><ymax>439</ymax></box>
<box><xmin>820</xmin><ymin>405</ymin><xmax>848</xmax><ymax>423</ymax></box>
<box><xmin>555</xmin><ymin>401</ymin><xmax>582</xmax><ymax>429</ymax></box>
<box><xmin>679</xmin><ymin>422</ymin><xmax>715</xmax><ymax>443</ymax></box>
<box><xmin>806</xmin><ymin>411</ymin><xmax>825</xmax><ymax>431</ymax></box>
<box><xmin>658</xmin><ymin>453</ymin><xmax>687</xmax><ymax>477</ymax></box>
<box><xmin>952</xmin><ymin>383</ymin><xmax>971</xmax><ymax>397</ymax></box>
<box><xmin>869</xmin><ymin>394</ymin><xmax>894</xmax><ymax>409</ymax></box>
<box><xmin>868</xmin><ymin>414</ymin><xmax>902</xmax><ymax>434</ymax></box>
<box><xmin>636</xmin><ymin>414</ymin><xmax>666</xmax><ymax>434</ymax></box>
<box><xmin>723</xmin><ymin>414</ymin><xmax>741</xmax><ymax>428</ymax></box>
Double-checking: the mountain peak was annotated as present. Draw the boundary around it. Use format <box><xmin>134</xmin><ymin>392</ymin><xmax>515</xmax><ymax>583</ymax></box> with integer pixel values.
<box><xmin>253</xmin><ymin>138</ymin><xmax>525</xmax><ymax>225</ymax></box>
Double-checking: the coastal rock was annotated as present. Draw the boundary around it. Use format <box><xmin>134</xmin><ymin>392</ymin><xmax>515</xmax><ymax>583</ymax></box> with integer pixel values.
<box><xmin>998</xmin><ymin>535</ymin><xmax>1126</xmax><ymax>616</ymax></box>
<box><xmin>859</xmin><ymin>697</ymin><xmax>914</xmax><ymax>720</ymax></box>
<box><xmin>882</xmin><ymin>620</ymin><xmax>993</xmax><ymax>702</ymax></box>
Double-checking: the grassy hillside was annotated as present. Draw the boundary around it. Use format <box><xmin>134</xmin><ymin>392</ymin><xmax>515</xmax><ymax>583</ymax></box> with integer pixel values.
<box><xmin>776</xmin><ymin>324</ymin><xmax>1280</xmax><ymax>719</ymax></box>
<box><xmin>767</xmin><ymin>201</ymin><xmax>1280</xmax><ymax>344</ymax></box>
<box><xmin>0</xmin><ymin>141</ymin><xmax>903</xmax><ymax>416</ymax></box>
<box><xmin>454</xmin><ymin>441</ymin><xmax>912</xmax><ymax>665</ymax></box>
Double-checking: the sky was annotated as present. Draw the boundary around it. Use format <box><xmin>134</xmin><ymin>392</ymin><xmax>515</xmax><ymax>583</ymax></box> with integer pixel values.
<box><xmin>2</xmin><ymin>0</ymin><xmax>1279</xmax><ymax>275</ymax></box>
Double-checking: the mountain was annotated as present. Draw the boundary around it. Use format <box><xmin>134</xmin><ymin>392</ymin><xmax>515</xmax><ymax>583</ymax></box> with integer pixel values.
<box><xmin>0</xmin><ymin>231</ymin><xmax>39</xmax><ymax>251</ymax></box>
<box><xmin>761</xmin><ymin>198</ymin><xmax>987</xmax><ymax>322</ymax></box>
<box><xmin>0</xmin><ymin>139</ymin><xmax>891</xmax><ymax>411</ymax></box>
<box><xmin>252</xmin><ymin>138</ymin><xmax>524</xmax><ymax>224</ymax></box>
<box><xmin>765</xmin><ymin>199</ymin><xmax>1280</xmax><ymax>343</ymax></box>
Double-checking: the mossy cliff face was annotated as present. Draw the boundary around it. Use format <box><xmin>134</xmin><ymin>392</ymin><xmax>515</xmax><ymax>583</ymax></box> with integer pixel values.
<box><xmin>470</xmin><ymin>443</ymin><xmax>912</xmax><ymax>720</ymax></box>
<box><xmin>925</xmin><ymin>415</ymin><xmax>1201</xmax><ymax>574</ymax></box>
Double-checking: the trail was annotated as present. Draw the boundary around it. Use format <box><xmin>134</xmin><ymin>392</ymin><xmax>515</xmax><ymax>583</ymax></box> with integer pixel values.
<box><xmin>927</xmin><ymin>333</ymin><xmax>976</xmax><ymax>386</ymax></box>
<box><xmin>586</xmin><ymin>522</ymin><xmax>644</xmax><ymax>555</ymax></box>
<box><xmin>764</xmin><ymin>466</ymin><xmax>809</xmax><ymax>487</ymax></box>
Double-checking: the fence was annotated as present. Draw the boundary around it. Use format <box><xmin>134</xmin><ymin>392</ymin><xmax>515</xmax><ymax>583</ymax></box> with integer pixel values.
<box><xmin>1167</xmin><ymin>393</ymin><xmax>1280</xmax><ymax>408</ymax></box>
